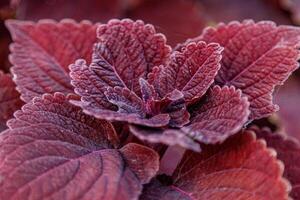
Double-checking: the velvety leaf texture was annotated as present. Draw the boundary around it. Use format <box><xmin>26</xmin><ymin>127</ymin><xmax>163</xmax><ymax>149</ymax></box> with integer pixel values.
<box><xmin>183</xmin><ymin>85</ymin><xmax>249</xmax><ymax>144</ymax></box>
<box><xmin>129</xmin><ymin>125</ymin><xmax>201</xmax><ymax>152</ymax></box>
<box><xmin>253</xmin><ymin>127</ymin><xmax>300</xmax><ymax>199</ymax></box>
<box><xmin>187</xmin><ymin>20</ymin><xmax>300</xmax><ymax>120</ymax></box>
<box><xmin>0</xmin><ymin>93</ymin><xmax>160</xmax><ymax>200</ymax></box>
<box><xmin>6</xmin><ymin>19</ymin><xmax>98</xmax><ymax>102</ymax></box>
<box><xmin>151</xmin><ymin>41</ymin><xmax>223</xmax><ymax>104</ymax></box>
<box><xmin>142</xmin><ymin>132</ymin><xmax>290</xmax><ymax>200</ymax></box>
<box><xmin>70</xmin><ymin>19</ymin><xmax>171</xmax><ymax>119</ymax></box>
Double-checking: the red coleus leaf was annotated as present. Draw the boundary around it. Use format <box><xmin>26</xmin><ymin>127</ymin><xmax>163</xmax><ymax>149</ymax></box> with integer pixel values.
<box><xmin>96</xmin><ymin>19</ymin><xmax>171</xmax><ymax>96</ymax></box>
<box><xmin>6</xmin><ymin>19</ymin><xmax>98</xmax><ymax>102</ymax></box>
<box><xmin>0</xmin><ymin>93</ymin><xmax>160</xmax><ymax>200</ymax></box>
<box><xmin>151</xmin><ymin>41</ymin><xmax>223</xmax><ymax>104</ymax></box>
<box><xmin>141</xmin><ymin>131</ymin><xmax>291</xmax><ymax>200</ymax></box>
<box><xmin>183</xmin><ymin>85</ymin><xmax>249</xmax><ymax>144</ymax></box>
<box><xmin>187</xmin><ymin>20</ymin><xmax>300</xmax><ymax>120</ymax></box>
<box><xmin>252</xmin><ymin>126</ymin><xmax>300</xmax><ymax>199</ymax></box>
<box><xmin>0</xmin><ymin>71</ymin><xmax>23</xmax><ymax>130</ymax></box>
<box><xmin>70</xmin><ymin>19</ymin><xmax>171</xmax><ymax>109</ymax></box>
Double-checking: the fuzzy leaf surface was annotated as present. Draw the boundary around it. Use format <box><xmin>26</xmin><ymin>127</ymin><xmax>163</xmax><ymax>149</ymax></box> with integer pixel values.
<box><xmin>0</xmin><ymin>93</ymin><xmax>159</xmax><ymax>200</ymax></box>
<box><xmin>70</xmin><ymin>19</ymin><xmax>171</xmax><ymax>114</ymax></box>
<box><xmin>152</xmin><ymin>42</ymin><xmax>222</xmax><ymax>104</ymax></box>
<box><xmin>142</xmin><ymin>132</ymin><xmax>291</xmax><ymax>200</ymax></box>
<box><xmin>183</xmin><ymin>85</ymin><xmax>249</xmax><ymax>144</ymax></box>
<box><xmin>189</xmin><ymin>20</ymin><xmax>300</xmax><ymax>120</ymax></box>
<box><xmin>7</xmin><ymin>20</ymin><xmax>98</xmax><ymax>102</ymax></box>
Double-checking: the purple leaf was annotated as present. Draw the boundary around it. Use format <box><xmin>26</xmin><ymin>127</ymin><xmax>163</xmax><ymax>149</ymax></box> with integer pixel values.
<box><xmin>0</xmin><ymin>93</ymin><xmax>160</xmax><ymax>200</ymax></box>
<box><xmin>0</xmin><ymin>71</ymin><xmax>23</xmax><ymax>130</ymax></box>
<box><xmin>129</xmin><ymin>125</ymin><xmax>201</xmax><ymax>152</ymax></box>
<box><xmin>190</xmin><ymin>20</ymin><xmax>300</xmax><ymax>120</ymax></box>
<box><xmin>96</xmin><ymin>19</ymin><xmax>171</xmax><ymax>96</ymax></box>
<box><xmin>105</xmin><ymin>86</ymin><xmax>146</xmax><ymax>117</ymax></box>
<box><xmin>120</xmin><ymin>143</ymin><xmax>160</xmax><ymax>184</ymax></box>
<box><xmin>182</xmin><ymin>85</ymin><xmax>250</xmax><ymax>144</ymax></box>
<box><xmin>152</xmin><ymin>42</ymin><xmax>223</xmax><ymax>104</ymax></box>
<box><xmin>6</xmin><ymin>19</ymin><xmax>98</xmax><ymax>102</ymax></box>
<box><xmin>70</xmin><ymin>99</ymin><xmax>170</xmax><ymax>127</ymax></box>
<box><xmin>158</xmin><ymin>90</ymin><xmax>190</xmax><ymax>128</ymax></box>
<box><xmin>70</xmin><ymin>19</ymin><xmax>171</xmax><ymax>113</ymax></box>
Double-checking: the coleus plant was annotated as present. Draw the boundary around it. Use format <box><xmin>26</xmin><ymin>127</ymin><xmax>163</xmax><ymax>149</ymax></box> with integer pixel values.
<box><xmin>0</xmin><ymin>18</ymin><xmax>299</xmax><ymax>199</ymax></box>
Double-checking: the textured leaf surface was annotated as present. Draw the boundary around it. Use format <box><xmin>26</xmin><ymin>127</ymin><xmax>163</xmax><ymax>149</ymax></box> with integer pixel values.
<box><xmin>0</xmin><ymin>93</ymin><xmax>159</xmax><ymax>200</ymax></box>
<box><xmin>129</xmin><ymin>125</ymin><xmax>201</xmax><ymax>152</ymax></box>
<box><xmin>0</xmin><ymin>71</ymin><xmax>23</xmax><ymax>130</ymax></box>
<box><xmin>105</xmin><ymin>86</ymin><xmax>146</xmax><ymax>117</ymax></box>
<box><xmin>7</xmin><ymin>19</ymin><xmax>98</xmax><ymax>102</ymax></box>
<box><xmin>96</xmin><ymin>19</ymin><xmax>171</xmax><ymax>96</ymax></box>
<box><xmin>152</xmin><ymin>42</ymin><xmax>222</xmax><ymax>104</ymax></box>
<box><xmin>142</xmin><ymin>132</ymin><xmax>290</xmax><ymax>200</ymax></box>
<box><xmin>193</xmin><ymin>20</ymin><xmax>300</xmax><ymax>120</ymax></box>
<box><xmin>70</xmin><ymin>19</ymin><xmax>171</xmax><ymax>113</ymax></box>
<box><xmin>253</xmin><ymin>127</ymin><xmax>300</xmax><ymax>199</ymax></box>
<box><xmin>154</xmin><ymin>89</ymin><xmax>190</xmax><ymax>128</ymax></box>
<box><xmin>182</xmin><ymin>86</ymin><xmax>249</xmax><ymax>144</ymax></box>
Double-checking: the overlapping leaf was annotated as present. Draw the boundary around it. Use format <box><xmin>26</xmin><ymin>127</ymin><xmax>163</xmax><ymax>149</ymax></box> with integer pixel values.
<box><xmin>0</xmin><ymin>93</ymin><xmax>160</xmax><ymax>200</ymax></box>
<box><xmin>6</xmin><ymin>19</ymin><xmax>98</xmax><ymax>102</ymax></box>
<box><xmin>129</xmin><ymin>125</ymin><xmax>201</xmax><ymax>152</ymax></box>
<box><xmin>185</xmin><ymin>20</ymin><xmax>300</xmax><ymax>120</ymax></box>
<box><xmin>183</xmin><ymin>85</ymin><xmax>249</xmax><ymax>144</ymax></box>
<box><xmin>96</xmin><ymin>19</ymin><xmax>171</xmax><ymax>96</ymax></box>
<box><xmin>253</xmin><ymin>126</ymin><xmax>300</xmax><ymax>199</ymax></box>
<box><xmin>0</xmin><ymin>71</ymin><xmax>23</xmax><ymax>130</ymax></box>
<box><xmin>151</xmin><ymin>41</ymin><xmax>223</xmax><ymax>104</ymax></box>
<box><xmin>142</xmin><ymin>132</ymin><xmax>291</xmax><ymax>200</ymax></box>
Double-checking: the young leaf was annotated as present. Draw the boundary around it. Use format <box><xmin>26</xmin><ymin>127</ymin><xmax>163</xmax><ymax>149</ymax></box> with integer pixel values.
<box><xmin>253</xmin><ymin>127</ymin><xmax>300</xmax><ymax>199</ymax></box>
<box><xmin>187</xmin><ymin>20</ymin><xmax>300</xmax><ymax>120</ymax></box>
<box><xmin>70</xmin><ymin>19</ymin><xmax>171</xmax><ymax>114</ymax></box>
<box><xmin>182</xmin><ymin>85</ymin><xmax>250</xmax><ymax>144</ymax></box>
<box><xmin>0</xmin><ymin>71</ymin><xmax>23</xmax><ymax>130</ymax></box>
<box><xmin>0</xmin><ymin>93</ymin><xmax>159</xmax><ymax>200</ymax></box>
<box><xmin>142</xmin><ymin>132</ymin><xmax>291</xmax><ymax>200</ymax></box>
<box><xmin>6</xmin><ymin>19</ymin><xmax>98</xmax><ymax>102</ymax></box>
<box><xmin>151</xmin><ymin>42</ymin><xmax>223</xmax><ymax>104</ymax></box>
<box><xmin>96</xmin><ymin>19</ymin><xmax>171</xmax><ymax>96</ymax></box>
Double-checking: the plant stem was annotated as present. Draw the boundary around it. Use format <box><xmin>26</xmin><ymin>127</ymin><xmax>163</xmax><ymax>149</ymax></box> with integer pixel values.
<box><xmin>159</xmin><ymin>145</ymin><xmax>186</xmax><ymax>176</ymax></box>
